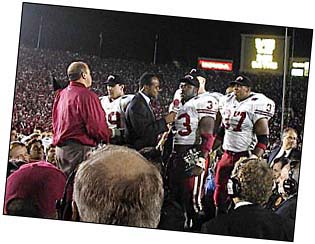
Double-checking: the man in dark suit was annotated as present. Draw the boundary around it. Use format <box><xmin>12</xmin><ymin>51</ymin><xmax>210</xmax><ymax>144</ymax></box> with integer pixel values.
<box><xmin>125</xmin><ymin>73</ymin><xmax>176</xmax><ymax>150</ymax></box>
<box><xmin>268</xmin><ymin>127</ymin><xmax>300</xmax><ymax>167</ymax></box>
<box><xmin>201</xmin><ymin>158</ymin><xmax>294</xmax><ymax>241</ymax></box>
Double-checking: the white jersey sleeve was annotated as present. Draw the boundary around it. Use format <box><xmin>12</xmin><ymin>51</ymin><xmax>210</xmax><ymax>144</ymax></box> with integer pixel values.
<box><xmin>218</xmin><ymin>93</ymin><xmax>231</xmax><ymax>113</ymax></box>
<box><xmin>210</xmin><ymin>91</ymin><xmax>224</xmax><ymax>104</ymax></box>
<box><xmin>251</xmin><ymin>93</ymin><xmax>275</xmax><ymax>124</ymax></box>
<box><xmin>195</xmin><ymin>92</ymin><xmax>219</xmax><ymax>120</ymax></box>
<box><xmin>169</xmin><ymin>88</ymin><xmax>182</xmax><ymax>113</ymax></box>
<box><xmin>120</xmin><ymin>94</ymin><xmax>134</xmax><ymax>113</ymax></box>
<box><xmin>100</xmin><ymin>95</ymin><xmax>111</xmax><ymax>113</ymax></box>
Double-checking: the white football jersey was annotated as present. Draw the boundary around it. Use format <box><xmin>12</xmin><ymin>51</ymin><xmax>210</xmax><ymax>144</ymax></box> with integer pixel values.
<box><xmin>174</xmin><ymin>92</ymin><xmax>219</xmax><ymax>145</ymax></box>
<box><xmin>209</xmin><ymin>91</ymin><xmax>223</xmax><ymax>103</ymax></box>
<box><xmin>100</xmin><ymin>94</ymin><xmax>134</xmax><ymax>129</ymax></box>
<box><xmin>169</xmin><ymin>88</ymin><xmax>182</xmax><ymax>113</ymax></box>
<box><xmin>219</xmin><ymin>92</ymin><xmax>275</xmax><ymax>152</ymax></box>
<box><xmin>169</xmin><ymin>89</ymin><xmax>223</xmax><ymax>112</ymax></box>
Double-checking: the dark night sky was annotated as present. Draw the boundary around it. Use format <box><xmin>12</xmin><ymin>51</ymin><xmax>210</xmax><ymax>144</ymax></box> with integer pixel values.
<box><xmin>20</xmin><ymin>2</ymin><xmax>313</xmax><ymax>68</ymax></box>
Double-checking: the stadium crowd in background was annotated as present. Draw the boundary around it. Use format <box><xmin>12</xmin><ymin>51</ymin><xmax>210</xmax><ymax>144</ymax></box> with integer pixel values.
<box><xmin>12</xmin><ymin>46</ymin><xmax>307</xmax><ymax>149</ymax></box>
<box><xmin>5</xmin><ymin>45</ymin><xmax>306</xmax><ymax>241</ymax></box>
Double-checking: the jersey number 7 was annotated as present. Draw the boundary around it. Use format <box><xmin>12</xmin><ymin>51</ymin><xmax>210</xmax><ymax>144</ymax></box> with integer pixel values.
<box><xmin>224</xmin><ymin>111</ymin><xmax>246</xmax><ymax>132</ymax></box>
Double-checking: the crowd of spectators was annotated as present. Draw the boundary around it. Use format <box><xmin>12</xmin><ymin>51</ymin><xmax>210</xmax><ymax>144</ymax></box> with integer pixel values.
<box><xmin>12</xmin><ymin>45</ymin><xmax>308</xmax><ymax>149</ymax></box>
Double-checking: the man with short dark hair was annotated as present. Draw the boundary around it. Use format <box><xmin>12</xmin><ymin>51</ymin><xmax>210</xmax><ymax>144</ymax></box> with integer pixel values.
<box><xmin>266</xmin><ymin>157</ymin><xmax>290</xmax><ymax>211</ymax></box>
<box><xmin>27</xmin><ymin>138</ymin><xmax>45</xmax><ymax>162</ymax></box>
<box><xmin>276</xmin><ymin>160</ymin><xmax>300</xmax><ymax>223</ymax></box>
<box><xmin>201</xmin><ymin>158</ymin><xmax>293</xmax><ymax>241</ymax></box>
<box><xmin>272</xmin><ymin>157</ymin><xmax>290</xmax><ymax>180</ymax></box>
<box><xmin>52</xmin><ymin>61</ymin><xmax>110</xmax><ymax>176</ymax></box>
<box><xmin>125</xmin><ymin>73</ymin><xmax>176</xmax><ymax>150</ymax></box>
<box><xmin>72</xmin><ymin>145</ymin><xmax>164</xmax><ymax>228</ymax></box>
<box><xmin>46</xmin><ymin>144</ymin><xmax>57</xmax><ymax>166</ymax></box>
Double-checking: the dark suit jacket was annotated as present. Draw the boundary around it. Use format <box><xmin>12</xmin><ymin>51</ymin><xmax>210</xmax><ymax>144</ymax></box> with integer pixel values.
<box><xmin>267</xmin><ymin>145</ymin><xmax>301</xmax><ymax>166</ymax></box>
<box><xmin>275</xmin><ymin>194</ymin><xmax>297</xmax><ymax>222</ymax></box>
<box><xmin>125</xmin><ymin>93</ymin><xmax>168</xmax><ymax>150</ymax></box>
<box><xmin>267</xmin><ymin>145</ymin><xmax>279</xmax><ymax>165</ymax></box>
<box><xmin>201</xmin><ymin>204</ymin><xmax>294</xmax><ymax>241</ymax></box>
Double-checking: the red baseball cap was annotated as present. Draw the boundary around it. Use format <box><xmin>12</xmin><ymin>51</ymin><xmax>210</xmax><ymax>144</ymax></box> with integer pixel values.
<box><xmin>4</xmin><ymin>161</ymin><xmax>67</xmax><ymax>218</ymax></box>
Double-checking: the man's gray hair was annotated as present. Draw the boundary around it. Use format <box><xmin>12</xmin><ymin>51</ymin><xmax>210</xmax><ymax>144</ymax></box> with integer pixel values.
<box><xmin>73</xmin><ymin>145</ymin><xmax>164</xmax><ymax>228</ymax></box>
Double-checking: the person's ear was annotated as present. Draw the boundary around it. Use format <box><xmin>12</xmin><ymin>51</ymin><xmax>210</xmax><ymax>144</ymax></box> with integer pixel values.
<box><xmin>142</xmin><ymin>84</ymin><xmax>150</xmax><ymax>93</ymax></box>
<box><xmin>72</xmin><ymin>201</ymin><xmax>80</xmax><ymax>221</ymax></box>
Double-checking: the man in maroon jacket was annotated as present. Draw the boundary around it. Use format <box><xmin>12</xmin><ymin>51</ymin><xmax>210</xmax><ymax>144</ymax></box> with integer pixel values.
<box><xmin>52</xmin><ymin>61</ymin><xmax>110</xmax><ymax>176</ymax></box>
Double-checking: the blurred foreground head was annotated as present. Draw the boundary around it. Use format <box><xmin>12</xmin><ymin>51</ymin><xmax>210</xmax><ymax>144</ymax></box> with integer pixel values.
<box><xmin>73</xmin><ymin>145</ymin><xmax>164</xmax><ymax>228</ymax></box>
<box><xmin>4</xmin><ymin>161</ymin><xmax>66</xmax><ymax>218</ymax></box>
<box><xmin>231</xmin><ymin>158</ymin><xmax>273</xmax><ymax>206</ymax></box>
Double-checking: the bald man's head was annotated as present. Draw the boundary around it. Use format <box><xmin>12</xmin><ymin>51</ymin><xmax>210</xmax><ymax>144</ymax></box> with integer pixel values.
<box><xmin>67</xmin><ymin>61</ymin><xmax>92</xmax><ymax>87</ymax></box>
<box><xmin>73</xmin><ymin>145</ymin><xmax>164</xmax><ymax>228</ymax></box>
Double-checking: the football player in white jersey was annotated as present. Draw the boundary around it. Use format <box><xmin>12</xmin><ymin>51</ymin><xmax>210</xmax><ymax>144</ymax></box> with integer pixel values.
<box><xmin>100</xmin><ymin>75</ymin><xmax>134</xmax><ymax>144</ymax></box>
<box><xmin>167</xmin><ymin>74</ymin><xmax>219</xmax><ymax>230</ymax></box>
<box><xmin>213</xmin><ymin>75</ymin><xmax>275</xmax><ymax>215</ymax></box>
<box><xmin>165</xmin><ymin>70</ymin><xmax>222</xmax><ymax>160</ymax></box>
<box><xmin>169</xmin><ymin>68</ymin><xmax>210</xmax><ymax>113</ymax></box>
<box><xmin>161</xmin><ymin>69</ymin><xmax>213</xmax><ymax>162</ymax></box>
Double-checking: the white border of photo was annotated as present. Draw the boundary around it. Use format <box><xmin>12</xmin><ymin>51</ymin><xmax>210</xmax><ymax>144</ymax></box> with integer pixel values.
<box><xmin>0</xmin><ymin>1</ymin><xmax>314</xmax><ymax>244</ymax></box>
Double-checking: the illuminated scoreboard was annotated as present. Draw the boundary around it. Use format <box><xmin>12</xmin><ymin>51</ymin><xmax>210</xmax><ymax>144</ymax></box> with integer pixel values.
<box><xmin>240</xmin><ymin>34</ymin><xmax>290</xmax><ymax>74</ymax></box>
